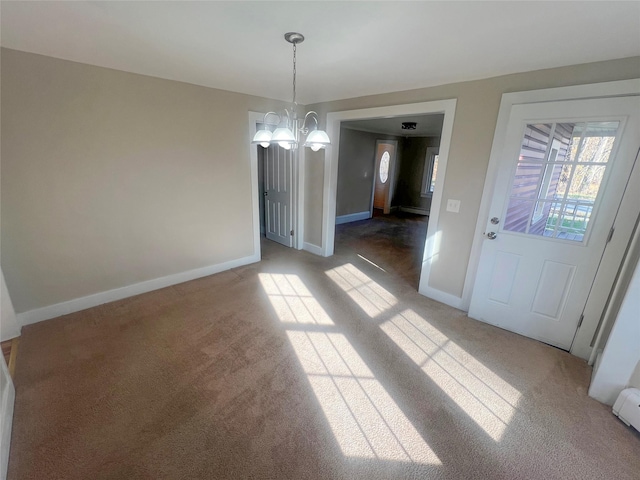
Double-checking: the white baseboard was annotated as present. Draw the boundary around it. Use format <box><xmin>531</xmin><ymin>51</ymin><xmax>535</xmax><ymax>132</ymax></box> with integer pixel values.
<box><xmin>418</xmin><ymin>285</ymin><xmax>465</xmax><ymax>311</ymax></box>
<box><xmin>303</xmin><ymin>242</ymin><xmax>324</xmax><ymax>256</ymax></box>
<box><xmin>335</xmin><ymin>211</ymin><xmax>371</xmax><ymax>225</ymax></box>
<box><xmin>399</xmin><ymin>206</ymin><xmax>430</xmax><ymax>216</ymax></box>
<box><xmin>16</xmin><ymin>253</ymin><xmax>261</xmax><ymax>327</ymax></box>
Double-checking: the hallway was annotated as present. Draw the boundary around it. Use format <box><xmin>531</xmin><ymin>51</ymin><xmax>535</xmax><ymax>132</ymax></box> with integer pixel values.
<box><xmin>335</xmin><ymin>211</ymin><xmax>429</xmax><ymax>287</ymax></box>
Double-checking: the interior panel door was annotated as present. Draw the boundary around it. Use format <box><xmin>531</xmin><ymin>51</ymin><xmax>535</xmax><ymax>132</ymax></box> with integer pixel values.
<box><xmin>373</xmin><ymin>141</ymin><xmax>396</xmax><ymax>214</ymax></box>
<box><xmin>264</xmin><ymin>144</ymin><xmax>293</xmax><ymax>247</ymax></box>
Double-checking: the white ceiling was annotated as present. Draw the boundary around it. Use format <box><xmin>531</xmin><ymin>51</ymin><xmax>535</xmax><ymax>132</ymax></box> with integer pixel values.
<box><xmin>1</xmin><ymin>1</ymin><xmax>639</xmax><ymax>105</ymax></box>
<box><xmin>343</xmin><ymin>114</ymin><xmax>444</xmax><ymax>138</ymax></box>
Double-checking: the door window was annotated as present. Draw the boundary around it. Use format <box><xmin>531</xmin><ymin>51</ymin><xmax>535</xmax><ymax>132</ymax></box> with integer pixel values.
<box><xmin>503</xmin><ymin>121</ymin><xmax>619</xmax><ymax>242</ymax></box>
<box><xmin>379</xmin><ymin>151</ymin><xmax>390</xmax><ymax>183</ymax></box>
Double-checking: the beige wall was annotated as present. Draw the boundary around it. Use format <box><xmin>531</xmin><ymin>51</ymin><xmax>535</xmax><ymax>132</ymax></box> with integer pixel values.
<box><xmin>306</xmin><ymin>56</ymin><xmax>640</xmax><ymax>298</ymax></box>
<box><xmin>336</xmin><ymin>128</ymin><xmax>403</xmax><ymax>217</ymax></box>
<box><xmin>337</xmin><ymin>128</ymin><xmax>376</xmax><ymax>217</ymax></box>
<box><xmin>395</xmin><ymin>136</ymin><xmax>440</xmax><ymax>212</ymax></box>
<box><xmin>1</xmin><ymin>48</ymin><xmax>286</xmax><ymax>313</ymax></box>
<box><xmin>3</xmin><ymin>48</ymin><xmax>638</xmax><ymax>313</ymax></box>
<box><xmin>303</xmin><ymin>149</ymin><xmax>324</xmax><ymax>247</ymax></box>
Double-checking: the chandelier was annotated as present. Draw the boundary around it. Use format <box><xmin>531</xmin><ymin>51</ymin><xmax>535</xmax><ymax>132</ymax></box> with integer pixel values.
<box><xmin>252</xmin><ymin>32</ymin><xmax>330</xmax><ymax>152</ymax></box>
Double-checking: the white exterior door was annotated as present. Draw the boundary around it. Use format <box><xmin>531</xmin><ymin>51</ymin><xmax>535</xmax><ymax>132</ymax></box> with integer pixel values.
<box><xmin>264</xmin><ymin>144</ymin><xmax>293</xmax><ymax>247</ymax></box>
<box><xmin>469</xmin><ymin>97</ymin><xmax>640</xmax><ymax>350</ymax></box>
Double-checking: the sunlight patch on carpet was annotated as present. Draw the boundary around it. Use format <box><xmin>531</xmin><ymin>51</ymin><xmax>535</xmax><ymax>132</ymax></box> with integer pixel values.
<box><xmin>259</xmin><ymin>273</ymin><xmax>334</xmax><ymax>325</ymax></box>
<box><xmin>287</xmin><ymin>330</ymin><xmax>441</xmax><ymax>464</ymax></box>
<box><xmin>325</xmin><ymin>263</ymin><xmax>397</xmax><ymax>318</ymax></box>
<box><xmin>381</xmin><ymin>309</ymin><xmax>521</xmax><ymax>441</ymax></box>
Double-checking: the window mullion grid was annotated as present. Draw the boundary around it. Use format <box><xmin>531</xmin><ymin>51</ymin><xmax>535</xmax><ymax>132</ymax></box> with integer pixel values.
<box><xmin>552</xmin><ymin>122</ymin><xmax>587</xmax><ymax>238</ymax></box>
<box><xmin>572</xmin><ymin>159</ymin><xmax>607</xmax><ymax>237</ymax></box>
<box><xmin>526</xmin><ymin>123</ymin><xmax>556</xmax><ymax>235</ymax></box>
<box><xmin>524</xmin><ymin>198</ymin><xmax>538</xmax><ymax>235</ymax></box>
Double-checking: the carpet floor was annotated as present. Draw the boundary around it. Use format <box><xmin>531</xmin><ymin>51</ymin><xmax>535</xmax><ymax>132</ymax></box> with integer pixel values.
<box><xmin>8</xmin><ymin>215</ymin><xmax>640</xmax><ymax>479</ymax></box>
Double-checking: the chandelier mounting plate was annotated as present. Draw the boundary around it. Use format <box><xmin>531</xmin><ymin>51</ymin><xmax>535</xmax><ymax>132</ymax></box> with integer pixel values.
<box><xmin>284</xmin><ymin>32</ymin><xmax>305</xmax><ymax>44</ymax></box>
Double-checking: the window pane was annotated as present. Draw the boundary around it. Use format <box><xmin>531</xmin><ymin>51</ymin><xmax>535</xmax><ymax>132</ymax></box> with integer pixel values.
<box><xmin>539</xmin><ymin>163</ymin><xmax>567</xmax><ymax>200</ymax></box>
<box><xmin>554</xmin><ymin>201</ymin><xmax>593</xmax><ymax>241</ymax></box>
<box><xmin>577</xmin><ymin>133</ymin><xmax>617</xmax><ymax>164</ymax></box>
<box><xmin>531</xmin><ymin>201</ymin><xmax>559</xmax><ymax>236</ymax></box>
<box><xmin>504</xmin><ymin>199</ymin><xmax>533</xmax><ymax>233</ymax></box>
<box><xmin>509</xmin><ymin>163</ymin><xmax>543</xmax><ymax>199</ymax></box>
<box><xmin>503</xmin><ymin>121</ymin><xmax>617</xmax><ymax>242</ymax></box>
<box><xmin>567</xmin><ymin>122</ymin><xmax>619</xmax><ymax>163</ymax></box>
<box><xmin>540</xmin><ymin>202</ymin><xmax>563</xmax><ymax>237</ymax></box>
<box><xmin>519</xmin><ymin>124</ymin><xmax>553</xmax><ymax>162</ymax></box>
<box><xmin>379</xmin><ymin>151</ymin><xmax>390</xmax><ymax>183</ymax></box>
<box><xmin>567</xmin><ymin>164</ymin><xmax>607</xmax><ymax>201</ymax></box>
<box><xmin>553</xmin><ymin>123</ymin><xmax>575</xmax><ymax>160</ymax></box>
<box><xmin>551</xmin><ymin>164</ymin><xmax>572</xmax><ymax>200</ymax></box>
<box><xmin>429</xmin><ymin>155</ymin><xmax>439</xmax><ymax>192</ymax></box>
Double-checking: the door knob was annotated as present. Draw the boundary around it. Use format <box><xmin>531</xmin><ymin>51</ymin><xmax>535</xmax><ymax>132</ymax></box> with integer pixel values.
<box><xmin>264</xmin><ymin>192</ymin><xmax>268</xmax><ymax>196</ymax></box>
<box><xmin>487</xmin><ymin>232</ymin><xmax>497</xmax><ymax>240</ymax></box>
<box><xmin>490</xmin><ymin>217</ymin><xmax>500</xmax><ymax>225</ymax></box>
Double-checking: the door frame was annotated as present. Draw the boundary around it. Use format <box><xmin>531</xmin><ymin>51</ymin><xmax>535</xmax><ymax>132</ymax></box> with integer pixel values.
<box><xmin>249</xmin><ymin>111</ymin><xmax>305</xmax><ymax>253</ymax></box>
<box><xmin>263</xmin><ymin>144</ymin><xmax>295</xmax><ymax>247</ymax></box>
<box><xmin>322</xmin><ymin>100</ymin><xmax>457</xmax><ymax>302</ymax></box>
<box><xmin>370</xmin><ymin>139</ymin><xmax>398</xmax><ymax>216</ymax></box>
<box><xmin>465</xmin><ymin>79</ymin><xmax>640</xmax><ymax>359</ymax></box>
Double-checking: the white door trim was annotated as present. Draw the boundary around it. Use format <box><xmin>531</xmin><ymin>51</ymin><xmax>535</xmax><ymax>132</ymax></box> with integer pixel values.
<box><xmin>296</xmin><ymin>146</ymin><xmax>306</xmax><ymax>250</ymax></box>
<box><xmin>249</xmin><ymin>111</ymin><xmax>265</xmax><ymax>259</ymax></box>
<box><xmin>463</xmin><ymin>79</ymin><xmax>640</xmax><ymax>358</ymax></box>
<box><xmin>322</xmin><ymin>100</ymin><xmax>457</xmax><ymax>303</ymax></box>
<box><xmin>249</xmin><ymin>111</ymin><xmax>305</xmax><ymax>252</ymax></box>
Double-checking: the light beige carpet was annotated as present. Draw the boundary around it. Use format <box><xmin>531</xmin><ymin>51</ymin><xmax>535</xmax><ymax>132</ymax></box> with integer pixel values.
<box><xmin>8</xmin><ymin>219</ymin><xmax>640</xmax><ymax>479</ymax></box>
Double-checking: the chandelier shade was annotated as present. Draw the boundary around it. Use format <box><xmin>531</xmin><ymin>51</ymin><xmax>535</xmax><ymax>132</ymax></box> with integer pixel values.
<box><xmin>271</xmin><ymin>126</ymin><xmax>296</xmax><ymax>143</ymax></box>
<box><xmin>251</xmin><ymin>32</ymin><xmax>330</xmax><ymax>151</ymax></box>
<box><xmin>251</xmin><ymin>128</ymin><xmax>273</xmax><ymax>148</ymax></box>
<box><xmin>304</xmin><ymin>129</ymin><xmax>331</xmax><ymax>151</ymax></box>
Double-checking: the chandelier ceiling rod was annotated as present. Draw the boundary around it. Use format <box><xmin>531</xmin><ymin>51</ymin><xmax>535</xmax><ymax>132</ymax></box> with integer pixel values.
<box><xmin>285</xmin><ymin>32</ymin><xmax>303</xmax><ymax>108</ymax></box>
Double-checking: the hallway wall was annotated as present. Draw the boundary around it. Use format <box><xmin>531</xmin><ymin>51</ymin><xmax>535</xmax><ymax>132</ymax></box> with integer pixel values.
<box><xmin>335</xmin><ymin>127</ymin><xmax>403</xmax><ymax>218</ymax></box>
<box><xmin>395</xmin><ymin>136</ymin><xmax>440</xmax><ymax>213</ymax></box>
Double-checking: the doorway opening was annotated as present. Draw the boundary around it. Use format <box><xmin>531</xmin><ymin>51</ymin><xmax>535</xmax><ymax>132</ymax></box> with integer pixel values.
<box><xmin>333</xmin><ymin>113</ymin><xmax>445</xmax><ymax>289</ymax></box>
<box><xmin>250</xmin><ymin>112</ymin><xmax>303</xmax><ymax>254</ymax></box>
<box><xmin>322</xmin><ymin>100</ymin><xmax>457</xmax><ymax>302</ymax></box>
<box><xmin>258</xmin><ymin>142</ymin><xmax>294</xmax><ymax>248</ymax></box>
<box><xmin>464</xmin><ymin>80</ymin><xmax>640</xmax><ymax>360</ymax></box>
<box><xmin>372</xmin><ymin>140</ymin><xmax>397</xmax><ymax>215</ymax></box>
